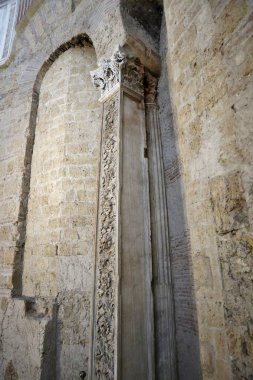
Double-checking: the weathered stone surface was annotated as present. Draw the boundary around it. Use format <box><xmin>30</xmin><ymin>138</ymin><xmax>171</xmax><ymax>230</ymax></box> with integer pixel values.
<box><xmin>0</xmin><ymin>0</ymin><xmax>252</xmax><ymax>379</ymax></box>
<box><xmin>163</xmin><ymin>0</ymin><xmax>253</xmax><ymax>379</ymax></box>
<box><xmin>158</xmin><ymin>15</ymin><xmax>202</xmax><ymax>380</ymax></box>
<box><xmin>210</xmin><ymin>172</ymin><xmax>249</xmax><ymax>234</ymax></box>
<box><xmin>21</xmin><ymin>45</ymin><xmax>100</xmax><ymax>378</ymax></box>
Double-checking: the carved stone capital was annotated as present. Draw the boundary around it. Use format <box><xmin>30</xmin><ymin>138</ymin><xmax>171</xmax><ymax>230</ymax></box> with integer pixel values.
<box><xmin>91</xmin><ymin>49</ymin><xmax>127</xmax><ymax>98</ymax></box>
<box><xmin>91</xmin><ymin>49</ymin><xmax>144</xmax><ymax>99</ymax></box>
<box><xmin>144</xmin><ymin>72</ymin><xmax>158</xmax><ymax>104</ymax></box>
<box><xmin>122</xmin><ymin>58</ymin><xmax>144</xmax><ymax>95</ymax></box>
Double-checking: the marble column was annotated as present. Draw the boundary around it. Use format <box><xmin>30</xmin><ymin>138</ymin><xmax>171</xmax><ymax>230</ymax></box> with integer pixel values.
<box><xmin>145</xmin><ymin>73</ymin><xmax>177</xmax><ymax>380</ymax></box>
<box><xmin>89</xmin><ymin>50</ymin><xmax>154</xmax><ymax>380</ymax></box>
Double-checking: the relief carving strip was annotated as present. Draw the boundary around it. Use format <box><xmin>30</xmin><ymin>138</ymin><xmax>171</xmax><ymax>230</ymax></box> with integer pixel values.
<box><xmin>93</xmin><ymin>94</ymin><xmax>120</xmax><ymax>379</ymax></box>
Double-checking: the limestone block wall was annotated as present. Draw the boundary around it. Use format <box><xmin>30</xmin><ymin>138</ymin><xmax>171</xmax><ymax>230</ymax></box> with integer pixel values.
<box><xmin>23</xmin><ymin>46</ymin><xmax>100</xmax><ymax>298</ymax></box>
<box><xmin>163</xmin><ymin>0</ymin><xmax>253</xmax><ymax>379</ymax></box>
<box><xmin>158</xmin><ymin>17</ymin><xmax>202</xmax><ymax>380</ymax></box>
<box><xmin>0</xmin><ymin>0</ymin><xmax>126</xmax><ymax>377</ymax></box>
<box><xmin>0</xmin><ymin>0</ymin><xmax>252</xmax><ymax>378</ymax></box>
<box><xmin>0</xmin><ymin>0</ymin><xmax>140</xmax><ymax>305</ymax></box>
<box><xmin>0</xmin><ymin>0</ymin><xmax>158</xmax><ymax>300</ymax></box>
<box><xmin>22</xmin><ymin>45</ymin><xmax>101</xmax><ymax>377</ymax></box>
<box><xmin>0</xmin><ymin>0</ymin><xmax>161</xmax><ymax>377</ymax></box>
<box><xmin>0</xmin><ymin>298</ymin><xmax>56</xmax><ymax>379</ymax></box>
<box><xmin>0</xmin><ymin>38</ymin><xmax>101</xmax><ymax>380</ymax></box>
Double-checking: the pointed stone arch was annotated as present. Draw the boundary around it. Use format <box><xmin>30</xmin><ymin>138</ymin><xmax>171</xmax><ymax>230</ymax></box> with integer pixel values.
<box><xmin>11</xmin><ymin>33</ymin><xmax>101</xmax><ymax>378</ymax></box>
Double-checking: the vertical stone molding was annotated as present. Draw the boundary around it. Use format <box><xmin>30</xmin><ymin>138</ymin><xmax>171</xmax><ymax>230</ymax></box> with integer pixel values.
<box><xmin>93</xmin><ymin>94</ymin><xmax>120</xmax><ymax>379</ymax></box>
<box><xmin>145</xmin><ymin>72</ymin><xmax>177</xmax><ymax>380</ymax></box>
<box><xmin>90</xmin><ymin>51</ymin><xmax>154</xmax><ymax>379</ymax></box>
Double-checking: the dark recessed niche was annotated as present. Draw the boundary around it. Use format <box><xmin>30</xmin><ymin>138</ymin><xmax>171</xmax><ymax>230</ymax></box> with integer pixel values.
<box><xmin>121</xmin><ymin>0</ymin><xmax>163</xmax><ymax>44</ymax></box>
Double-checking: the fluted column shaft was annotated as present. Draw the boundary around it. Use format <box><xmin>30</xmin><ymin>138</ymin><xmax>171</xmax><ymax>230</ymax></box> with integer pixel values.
<box><xmin>145</xmin><ymin>74</ymin><xmax>177</xmax><ymax>380</ymax></box>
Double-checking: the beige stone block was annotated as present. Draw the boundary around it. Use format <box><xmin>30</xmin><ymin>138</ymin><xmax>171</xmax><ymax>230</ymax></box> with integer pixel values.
<box><xmin>211</xmin><ymin>328</ymin><xmax>230</xmax><ymax>358</ymax></box>
<box><xmin>77</xmin><ymin>189</ymin><xmax>87</xmax><ymax>202</ymax></box>
<box><xmin>58</xmin><ymin>243</ymin><xmax>73</xmax><ymax>256</ymax></box>
<box><xmin>0</xmin><ymin>273</ymin><xmax>12</xmax><ymax>288</ymax></box>
<box><xmin>0</xmin><ymin>225</ymin><xmax>13</xmax><ymax>241</ymax></box>
<box><xmin>218</xmin><ymin>139</ymin><xmax>243</xmax><ymax>167</ymax></box>
<box><xmin>43</xmin><ymin>244</ymin><xmax>58</xmax><ymax>257</ymax></box>
<box><xmin>188</xmin><ymin>119</ymin><xmax>202</xmax><ymax>155</ymax></box>
<box><xmin>177</xmin><ymin>103</ymin><xmax>192</xmax><ymax>127</ymax></box>
<box><xmin>73</xmin><ymin>241</ymin><xmax>94</xmax><ymax>256</ymax></box>
<box><xmin>201</xmin><ymin>342</ymin><xmax>215</xmax><ymax>375</ymax></box>
<box><xmin>195</xmin><ymin>75</ymin><xmax>227</xmax><ymax>116</ymax></box>
<box><xmin>3</xmin><ymin>252</ymin><xmax>15</xmax><ymax>266</ymax></box>
<box><xmin>216</xmin><ymin>0</ymin><xmax>248</xmax><ymax>41</ymax></box>
<box><xmin>210</xmin><ymin>172</ymin><xmax>249</xmax><ymax>234</ymax></box>
<box><xmin>215</xmin><ymin>359</ymin><xmax>232</xmax><ymax>380</ymax></box>
<box><xmin>37</xmin><ymin>272</ymin><xmax>57</xmax><ymax>297</ymax></box>
<box><xmin>194</xmin><ymin>255</ymin><xmax>213</xmax><ymax>291</ymax></box>
<box><xmin>173</xmin><ymin>22</ymin><xmax>185</xmax><ymax>43</ymax></box>
<box><xmin>47</xmin><ymin>218</ymin><xmax>62</xmax><ymax>229</ymax></box>
<box><xmin>239</xmin><ymin>41</ymin><xmax>253</xmax><ymax>77</ymax></box>
<box><xmin>61</xmin><ymin>228</ymin><xmax>78</xmax><ymax>242</ymax></box>
<box><xmin>197</xmin><ymin>299</ymin><xmax>224</xmax><ymax>329</ymax></box>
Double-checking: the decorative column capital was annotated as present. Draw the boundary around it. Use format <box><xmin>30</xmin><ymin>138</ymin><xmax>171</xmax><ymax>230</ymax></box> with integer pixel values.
<box><xmin>91</xmin><ymin>49</ymin><xmax>145</xmax><ymax>99</ymax></box>
<box><xmin>90</xmin><ymin>49</ymin><xmax>127</xmax><ymax>98</ymax></box>
<box><xmin>144</xmin><ymin>72</ymin><xmax>158</xmax><ymax>104</ymax></box>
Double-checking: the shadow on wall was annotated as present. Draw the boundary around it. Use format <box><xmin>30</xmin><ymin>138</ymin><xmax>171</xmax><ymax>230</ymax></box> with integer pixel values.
<box><xmin>40</xmin><ymin>304</ymin><xmax>58</xmax><ymax>380</ymax></box>
<box><xmin>158</xmin><ymin>15</ymin><xmax>202</xmax><ymax>380</ymax></box>
<box><xmin>11</xmin><ymin>88</ymin><xmax>39</xmax><ymax>297</ymax></box>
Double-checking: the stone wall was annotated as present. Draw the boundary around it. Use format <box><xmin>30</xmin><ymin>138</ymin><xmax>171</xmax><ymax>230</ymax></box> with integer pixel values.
<box><xmin>0</xmin><ymin>0</ymin><xmax>162</xmax><ymax>377</ymax></box>
<box><xmin>163</xmin><ymin>0</ymin><xmax>253</xmax><ymax>379</ymax></box>
<box><xmin>0</xmin><ymin>297</ymin><xmax>57</xmax><ymax>379</ymax></box>
<box><xmin>22</xmin><ymin>45</ymin><xmax>101</xmax><ymax>378</ymax></box>
<box><xmin>0</xmin><ymin>0</ymin><xmax>121</xmax><ymax>378</ymax></box>
<box><xmin>158</xmin><ymin>16</ymin><xmax>202</xmax><ymax>379</ymax></box>
<box><xmin>0</xmin><ymin>25</ymin><xmax>101</xmax><ymax>380</ymax></box>
<box><xmin>0</xmin><ymin>0</ymin><xmax>252</xmax><ymax>378</ymax></box>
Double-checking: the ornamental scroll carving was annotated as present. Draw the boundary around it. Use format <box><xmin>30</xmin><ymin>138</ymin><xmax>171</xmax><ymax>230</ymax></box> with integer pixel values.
<box><xmin>122</xmin><ymin>58</ymin><xmax>144</xmax><ymax>95</ymax></box>
<box><xmin>144</xmin><ymin>72</ymin><xmax>158</xmax><ymax>104</ymax></box>
<box><xmin>91</xmin><ymin>49</ymin><xmax>144</xmax><ymax>98</ymax></box>
<box><xmin>93</xmin><ymin>95</ymin><xmax>119</xmax><ymax>379</ymax></box>
<box><xmin>91</xmin><ymin>50</ymin><xmax>127</xmax><ymax>97</ymax></box>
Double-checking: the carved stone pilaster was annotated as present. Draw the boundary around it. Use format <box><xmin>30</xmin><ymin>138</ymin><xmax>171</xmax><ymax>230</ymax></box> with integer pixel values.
<box><xmin>90</xmin><ymin>50</ymin><xmax>154</xmax><ymax>380</ymax></box>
